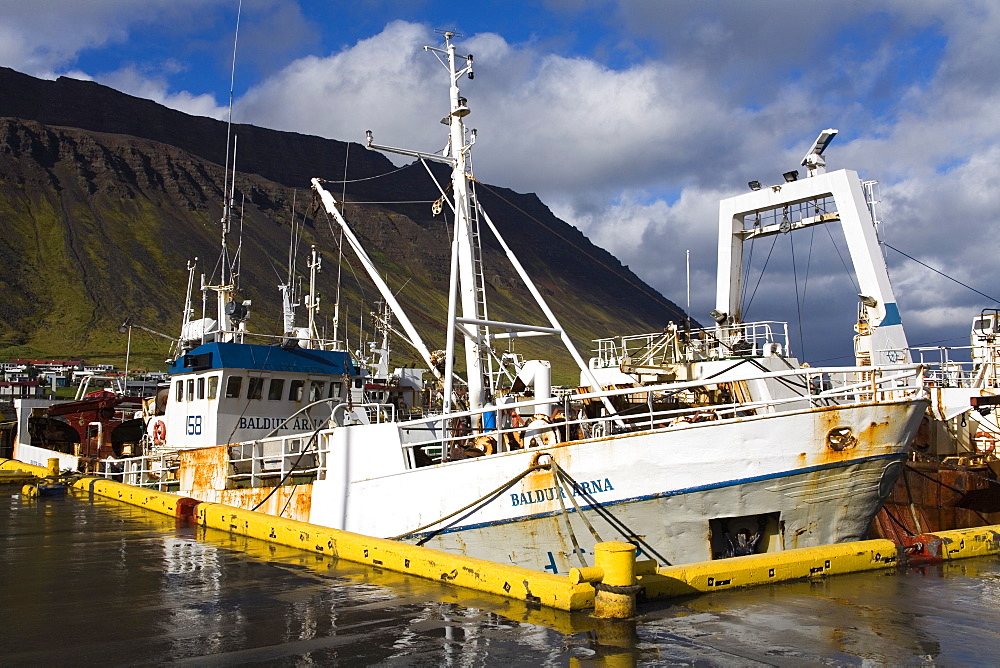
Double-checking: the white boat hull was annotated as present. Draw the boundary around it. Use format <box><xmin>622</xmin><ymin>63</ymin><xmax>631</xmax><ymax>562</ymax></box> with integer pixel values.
<box><xmin>305</xmin><ymin>397</ymin><xmax>925</xmax><ymax>573</ymax></box>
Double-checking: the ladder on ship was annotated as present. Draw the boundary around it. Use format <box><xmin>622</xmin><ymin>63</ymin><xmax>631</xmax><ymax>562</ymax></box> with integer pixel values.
<box><xmin>468</xmin><ymin>180</ymin><xmax>495</xmax><ymax>394</ymax></box>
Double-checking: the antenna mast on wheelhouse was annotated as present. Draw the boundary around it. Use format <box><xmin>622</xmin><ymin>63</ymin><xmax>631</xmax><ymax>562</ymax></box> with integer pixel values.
<box><xmin>203</xmin><ymin>0</ymin><xmax>248</xmax><ymax>344</ymax></box>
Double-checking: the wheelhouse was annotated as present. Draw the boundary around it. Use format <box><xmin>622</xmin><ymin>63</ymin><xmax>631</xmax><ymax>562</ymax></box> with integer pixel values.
<box><xmin>158</xmin><ymin>342</ymin><xmax>357</xmax><ymax>449</ymax></box>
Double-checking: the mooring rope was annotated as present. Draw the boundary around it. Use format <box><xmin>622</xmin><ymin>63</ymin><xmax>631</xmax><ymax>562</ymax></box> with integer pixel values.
<box><xmin>249</xmin><ymin>422</ymin><xmax>324</xmax><ymax>512</ymax></box>
<box><xmin>551</xmin><ymin>460</ymin><xmax>590</xmax><ymax>568</ymax></box>
<box><xmin>392</xmin><ymin>462</ymin><xmax>546</xmax><ymax>544</ymax></box>
<box><xmin>552</xmin><ymin>460</ymin><xmax>672</xmax><ymax>566</ymax></box>
<box><xmin>552</xmin><ymin>462</ymin><xmax>604</xmax><ymax>544</ymax></box>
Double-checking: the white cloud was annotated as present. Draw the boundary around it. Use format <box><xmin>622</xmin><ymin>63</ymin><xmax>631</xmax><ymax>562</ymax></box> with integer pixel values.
<box><xmin>2</xmin><ymin>1</ymin><xmax>1000</xmax><ymax>358</ymax></box>
<box><xmin>0</xmin><ymin>0</ymin><xmax>230</xmax><ymax>76</ymax></box>
<box><xmin>0</xmin><ymin>0</ymin><xmax>298</xmax><ymax>118</ymax></box>
<box><xmin>237</xmin><ymin>20</ymin><xmax>440</xmax><ymax>149</ymax></box>
<box><xmin>206</xmin><ymin>8</ymin><xmax>1000</xmax><ymax>353</ymax></box>
<box><xmin>99</xmin><ymin>66</ymin><xmax>228</xmax><ymax>119</ymax></box>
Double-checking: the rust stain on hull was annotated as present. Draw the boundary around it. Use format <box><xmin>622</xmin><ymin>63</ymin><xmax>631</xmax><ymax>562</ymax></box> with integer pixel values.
<box><xmin>177</xmin><ymin>445</ymin><xmax>313</xmax><ymax>522</ymax></box>
<box><xmin>219</xmin><ymin>487</ymin><xmax>313</xmax><ymax>522</ymax></box>
<box><xmin>179</xmin><ymin>445</ymin><xmax>229</xmax><ymax>495</ymax></box>
<box><xmin>870</xmin><ymin>461</ymin><xmax>1000</xmax><ymax>540</ymax></box>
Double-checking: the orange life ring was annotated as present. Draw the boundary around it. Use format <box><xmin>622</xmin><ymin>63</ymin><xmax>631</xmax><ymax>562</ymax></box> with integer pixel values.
<box><xmin>152</xmin><ymin>420</ymin><xmax>167</xmax><ymax>445</ymax></box>
<box><xmin>974</xmin><ymin>431</ymin><xmax>997</xmax><ymax>453</ymax></box>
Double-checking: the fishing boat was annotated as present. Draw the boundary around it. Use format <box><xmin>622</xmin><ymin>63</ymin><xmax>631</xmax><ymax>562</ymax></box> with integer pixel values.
<box><xmin>13</xmin><ymin>34</ymin><xmax>927</xmax><ymax>574</ymax></box>
<box><xmin>8</xmin><ymin>375</ymin><xmax>144</xmax><ymax>473</ymax></box>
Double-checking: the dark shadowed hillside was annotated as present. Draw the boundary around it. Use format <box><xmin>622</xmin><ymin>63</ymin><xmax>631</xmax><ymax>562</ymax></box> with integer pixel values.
<box><xmin>0</xmin><ymin>68</ymin><xmax>688</xmax><ymax>382</ymax></box>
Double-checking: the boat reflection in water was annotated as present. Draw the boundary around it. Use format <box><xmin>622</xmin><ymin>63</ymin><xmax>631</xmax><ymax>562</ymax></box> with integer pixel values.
<box><xmin>3</xmin><ymin>490</ymin><xmax>1000</xmax><ymax>665</ymax></box>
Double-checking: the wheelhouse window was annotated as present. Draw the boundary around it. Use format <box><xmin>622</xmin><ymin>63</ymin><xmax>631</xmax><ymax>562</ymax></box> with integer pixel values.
<box><xmin>268</xmin><ymin>378</ymin><xmax>285</xmax><ymax>401</ymax></box>
<box><xmin>328</xmin><ymin>382</ymin><xmax>342</xmax><ymax>400</ymax></box>
<box><xmin>207</xmin><ymin>376</ymin><xmax>219</xmax><ymax>400</ymax></box>
<box><xmin>288</xmin><ymin>380</ymin><xmax>304</xmax><ymax>402</ymax></box>
<box><xmin>175</xmin><ymin>380</ymin><xmax>183</xmax><ymax>402</ymax></box>
<box><xmin>197</xmin><ymin>377</ymin><xmax>205</xmax><ymax>400</ymax></box>
<box><xmin>248</xmin><ymin>377</ymin><xmax>264</xmax><ymax>400</ymax></box>
<box><xmin>225</xmin><ymin>376</ymin><xmax>243</xmax><ymax>399</ymax></box>
<box><xmin>186</xmin><ymin>379</ymin><xmax>194</xmax><ymax>401</ymax></box>
<box><xmin>309</xmin><ymin>381</ymin><xmax>325</xmax><ymax>402</ymax></box>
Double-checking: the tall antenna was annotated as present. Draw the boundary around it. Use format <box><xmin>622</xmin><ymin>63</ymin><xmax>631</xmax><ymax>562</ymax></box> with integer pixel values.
<box><xmin>220</xmin><ymin>0</ymin><xmax>242</xmax><ymax>284</ymax></box>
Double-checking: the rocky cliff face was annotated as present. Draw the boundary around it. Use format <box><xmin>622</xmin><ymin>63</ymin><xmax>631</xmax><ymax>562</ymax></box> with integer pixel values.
<box><xmin>0</xmin><ymin>68</ymin><xmax>686</xmax><ymax>381</ymax></box>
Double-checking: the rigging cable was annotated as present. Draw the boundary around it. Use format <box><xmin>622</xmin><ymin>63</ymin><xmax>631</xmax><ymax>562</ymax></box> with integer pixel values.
<box><xmin>316</xmin><ymin>160</ymin><xmax>418</xmax><ymax>184</ymax></box>
<box><xmin>789</xmin><ymin>215</ymin><xmax>806</xmax><ymax>360</ymax></box>
<box><xmin>884</xmin><ymin>243</ymin><xmax>1000</xmax><ymax>304</ymax></box>
<box><xmin>798</xmin><ymin>219</ymin><xmax>819</xmax><ymax>360</ymax></box>
<box><xmin>474</xmin><ymin>181</ymin><xmax>687</xmax><ymax>321</ymax></box>
<box><xmin>333</xmin><ymin>142</ymin><xmax>350</xmax><ymax>345</ymax></box>
<box><xmin>234</xmin><ymin>193</ymin><xmax>245</xmax><ymax>290</ymax></box>
<box><xmin>742</xmin><ymin>232</ymin><xmax>779</xmax><ymax>314</ymax></box>
<box><xmin>739</xmin><ymin>213</ymin><xmax>759</xmax><ymax>318</ymax></box>
<box><xmin>825</xmin><ymin>222</ymin><xmax>860</xmax><ymax>295</ymax></box>
<box><xmin>316</xmin><ymin>207</ymin><xmax>374</xmax><ymax>351</ymax></box>
<box><xmin>801</xmin><ymin>223</ymin><xmax>817</xmax><ymax>307</ymax></box>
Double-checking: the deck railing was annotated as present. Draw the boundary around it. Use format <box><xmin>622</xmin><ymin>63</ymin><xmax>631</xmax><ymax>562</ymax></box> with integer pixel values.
<box><xmin>396</xmin><ymin>363</ymin><xmax>926</xmax><ymax>467</ymax></box>
<box><xmin>591</xmin><ymin>321</ymin><xmax>791</xmax><ymax>370</ymax></box>
<box><xmin>910</xmin><ymin>345</ymin><xmax>1000</xmax><ymax>388</ymax></box>
<box><xmin>100</xmin><ymin>453</ymin><xmax>181</xmax><ymax>491</ymax></box>
<box><xmin>99</xmin><ymin>401</ymin><xmax>398</xmax><ymax>490</ymax></box>
<box><xmin>99</xmin><ymin>364</ymin><xmax>924</xmax><ymax>486</ymax></box>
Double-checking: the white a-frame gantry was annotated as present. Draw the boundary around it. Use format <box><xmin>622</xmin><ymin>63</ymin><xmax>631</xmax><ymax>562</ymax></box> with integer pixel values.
<box><xmin>716</xmin><ymin>167</ymin><xmax>910</xmax><ymax>367</ymax></box>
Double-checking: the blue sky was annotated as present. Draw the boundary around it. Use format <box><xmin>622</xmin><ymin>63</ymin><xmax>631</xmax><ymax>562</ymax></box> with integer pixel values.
<box><xmin>3</xmin><ymin>0</ymin><xmax>1000</xmax><ymax>364</ymax></box>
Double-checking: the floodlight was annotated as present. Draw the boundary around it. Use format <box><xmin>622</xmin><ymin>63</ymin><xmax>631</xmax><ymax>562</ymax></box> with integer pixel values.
<box><xmin>783</xmin><ymin>170</ymin><xmax>799</xmax><ymax>182</ymax></box>
<box><xmin>748</xmin><ymin>180</ymin><xmax>762</xmax><ymax>191</ymax></box>
<box><xmin>710</xmin><ymin>309</ymin><xmax>728</xmax><ymax>324</ymax></box>
<box><xmin>858</xmin><ymin>294</ymin><xmax>878</xmax><ymax>308</ymax></box>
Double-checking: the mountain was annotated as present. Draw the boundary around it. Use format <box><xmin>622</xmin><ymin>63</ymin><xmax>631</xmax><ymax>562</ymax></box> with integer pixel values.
<box><xmin>0</xmin><ymin>68</ymin><xmax>688</xmax><ymax>384</ymax></box>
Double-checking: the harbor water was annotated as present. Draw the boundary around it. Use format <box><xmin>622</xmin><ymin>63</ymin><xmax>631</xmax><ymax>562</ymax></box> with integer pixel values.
<box><xmin>2</xmin><ymin>488</ymin><xmax>999</xmax><ymax>665</ymax></box>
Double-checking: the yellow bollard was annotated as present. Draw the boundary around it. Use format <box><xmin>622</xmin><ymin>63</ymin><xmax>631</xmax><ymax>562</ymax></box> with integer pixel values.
<box><xmin>47</xmin><ymin>458</ymin><xmax>60</xmax><ymax>478</ymax></box>
<box><xmin>592</xmin><ymin>541</ymin><xmax>639</xmax><ymax>619</ymax></box>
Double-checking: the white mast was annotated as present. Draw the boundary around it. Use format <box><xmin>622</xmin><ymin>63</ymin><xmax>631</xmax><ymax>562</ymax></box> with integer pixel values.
<box><xmin>363</xmin><ymin>32</ymin><xmax>619</xmax><ymax>421</ymax></box>
<box><xmin>442</xmin><ymin>37</ymin><xmax>486</xmax><ymax>413</ymax></box>
<box><xmin>365</xmin><ymin>31</ymin><xmax>480</xmax><ymax>413</ymax></box>
<box><xmin>306</xmin><ymin>245</ymin><xmax>322</xmax><ymax>342</ymax></box>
